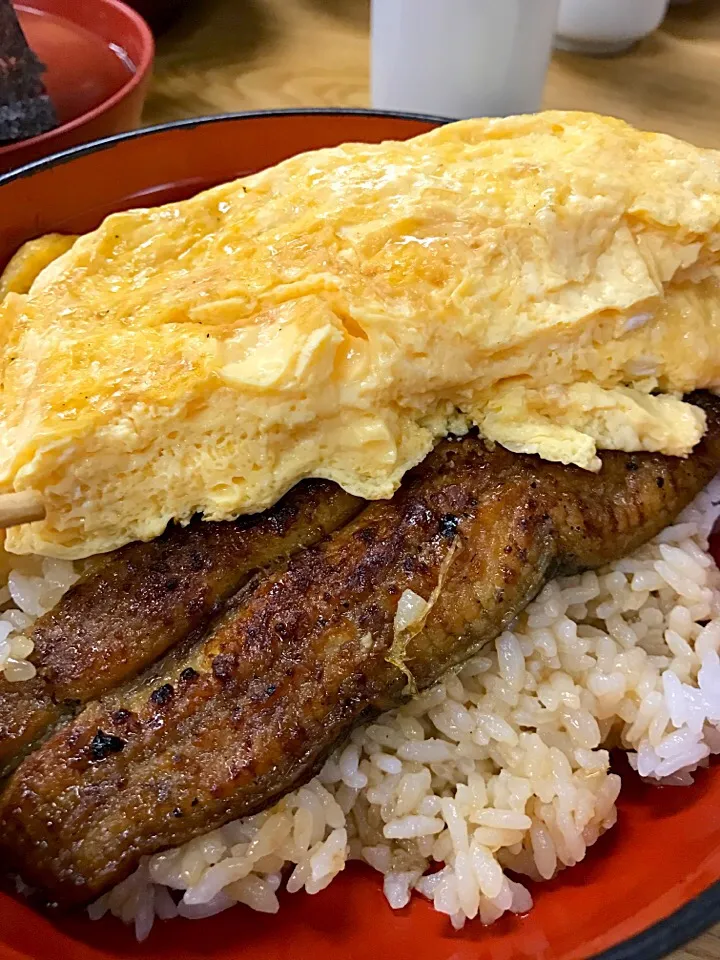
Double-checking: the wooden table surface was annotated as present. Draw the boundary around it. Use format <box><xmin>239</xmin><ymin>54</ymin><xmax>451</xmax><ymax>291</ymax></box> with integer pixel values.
<box><xmin>145</xmin><ymin>2</ymin><xmax>720</xmax><ymax>958</ymax></box>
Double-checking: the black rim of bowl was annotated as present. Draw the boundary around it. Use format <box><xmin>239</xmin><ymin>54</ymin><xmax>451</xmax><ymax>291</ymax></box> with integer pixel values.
<box><xmin>1</xmin><ymin>106</ymin><xmax>719</xmax><ymax>960</ymax></box>
<box><xmin>592</xmin><ymin>881</ymin><xmax>720</xmax><ymax>960</ymax></box>
<box><xmin>0</xmin><ymin>108</ymin><xmax>450</xmax><ymax>186</ymax></box>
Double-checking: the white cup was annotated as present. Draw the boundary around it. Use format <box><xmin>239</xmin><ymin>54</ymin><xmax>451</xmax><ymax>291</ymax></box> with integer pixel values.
<box><xmin>371</xmin><ymin>0</ymin><xmax>560</xmax><ymax>119</ymax></box>
<box><xmin>555</xmin><ymin>0</ymin><xmax>670</xmax><ymax>55</ymax></box>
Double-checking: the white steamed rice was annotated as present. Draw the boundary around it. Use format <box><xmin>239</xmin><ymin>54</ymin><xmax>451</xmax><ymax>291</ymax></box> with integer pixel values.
<box><xmin>0</xmin><ymin>555</ymin><xmax>79</xmax><ymax>682</ymax></box>
<box><xmin>5</xmin><ymin>476</ymin><xmax>720</xmax><ymax>941</ymax></box>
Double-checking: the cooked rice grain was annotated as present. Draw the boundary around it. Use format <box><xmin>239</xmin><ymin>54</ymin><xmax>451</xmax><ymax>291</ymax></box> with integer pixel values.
<box><xmin>0</xmin><ymin>555</ymin><xmax>79</xmax><ymax>681</ymax></box>
<box><xmin>4</xmin><ymin>480</ymin><xmax>720</xmax><ymax>940</ymax></box>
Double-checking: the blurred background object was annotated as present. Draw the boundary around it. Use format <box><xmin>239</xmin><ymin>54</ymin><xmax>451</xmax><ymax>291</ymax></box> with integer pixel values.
<box><xmin>370</xmin><ymin>0</ymin><xmax>559</xmax><ymax>117</ymax></box>
<box><xmin>125</xmin><ymin>0</ymin><xmax>187</xmax><ymax>35</ymax></box>
<box><xmin>142</xmin><ymin>0</ymin><xmax>719</xmax><ymax>150</ymax></box>
<box><xmin>556</xmin><ymin>0</ymin><xmax>670</xmax><ymax>54</ymax></box>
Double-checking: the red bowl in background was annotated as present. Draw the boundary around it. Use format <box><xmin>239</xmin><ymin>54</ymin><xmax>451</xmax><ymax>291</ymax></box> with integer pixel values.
<box><xmin>0</xmin><ymin>0</ymin><xmax>154</xmax><ymax>174</ymax></box>
<box><xmin>1</xmin><ymin>110</ymin><xmax>720</xmax><ymax>960</ymax></box>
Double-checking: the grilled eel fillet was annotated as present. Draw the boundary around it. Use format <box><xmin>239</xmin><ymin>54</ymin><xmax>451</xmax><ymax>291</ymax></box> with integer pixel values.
<box><xmin>2</xmin><ymin>392</ymin><xmax>720</xmax><ymax>906</ymax></box>
<box><xmin>0</xmin><ymin>482</ymin><xmax>363</xmax><ymax>778</ymax></box>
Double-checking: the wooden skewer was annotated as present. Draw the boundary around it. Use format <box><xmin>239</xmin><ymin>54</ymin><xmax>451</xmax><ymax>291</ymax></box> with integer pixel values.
<box><xmin>0</xmin><ymin>491</ymin><xmax>46</xmax><ymax>528</ymax></box>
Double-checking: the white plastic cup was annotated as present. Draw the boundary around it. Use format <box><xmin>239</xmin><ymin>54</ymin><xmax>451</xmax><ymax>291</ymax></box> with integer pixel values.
<box><xmin>555</xmin><ymin>0</ymin><xmax>670</xmax><ymax>55</ymax></box>
<box><xmin>370</xmin><ymin>0</ymin><xmax>561</xmax><ymax>119</ymax></box>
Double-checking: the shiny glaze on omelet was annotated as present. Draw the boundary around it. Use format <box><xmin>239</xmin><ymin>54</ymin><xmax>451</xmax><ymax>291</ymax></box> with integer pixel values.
<box><xmin>1</xmin><ymin>111</ymin><xmax>720</xmax><ymax>558</ymax></box>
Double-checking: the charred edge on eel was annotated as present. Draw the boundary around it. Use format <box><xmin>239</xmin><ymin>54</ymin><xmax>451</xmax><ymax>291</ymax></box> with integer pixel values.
<box><xmin>0</xmin><ymin>481</ymin><xmax>363</xmax><ymax>778</ymax></box>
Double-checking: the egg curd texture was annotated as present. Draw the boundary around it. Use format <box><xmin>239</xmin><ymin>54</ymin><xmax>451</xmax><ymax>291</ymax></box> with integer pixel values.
<box><xmin>1</xmin><ymin>111</ymin><xmax>720</xmax><ymax>558</ymax></box>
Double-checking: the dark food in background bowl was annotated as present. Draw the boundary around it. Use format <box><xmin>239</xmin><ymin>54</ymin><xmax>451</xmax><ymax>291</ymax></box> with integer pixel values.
<box><xmin>0</xmin><ymin>0</ymin><xmax>56</xmax><ymax>143</ymax></box>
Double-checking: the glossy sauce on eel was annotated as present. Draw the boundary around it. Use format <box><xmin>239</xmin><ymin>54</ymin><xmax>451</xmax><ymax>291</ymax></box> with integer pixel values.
<box><xmin>1</xmin><ymin>394</ymin><xmax>720</xmax><ymax>906</ymax></box>
<box><xmin>0</xmin><ymin>481</ymin><xmax>363</xmax><ymax>778</ymax></box>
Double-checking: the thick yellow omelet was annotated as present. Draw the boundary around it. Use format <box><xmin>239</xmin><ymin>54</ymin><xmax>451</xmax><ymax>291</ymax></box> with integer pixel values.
<box><xmin>1</xmin><ymin>111</ymin><xmax>720</xmax><ymax>558</ymax></box>
<box><xmin>0</xmin><ymin>234</ymin><xmax>77</xmax><ymax>299</ymax></box>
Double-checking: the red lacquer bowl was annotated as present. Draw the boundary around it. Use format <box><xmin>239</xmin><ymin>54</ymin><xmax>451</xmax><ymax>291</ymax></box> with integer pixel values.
<box><xmin>0</xmin><ymin>0</ymin><xmax>154</xmax><ymax>175</ymax></box>
<box><xmin>0</xmin><ymin>110</ymin><xmax>719</xmax><ymax>960</ymax></box>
